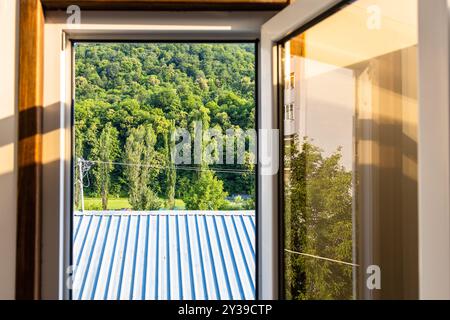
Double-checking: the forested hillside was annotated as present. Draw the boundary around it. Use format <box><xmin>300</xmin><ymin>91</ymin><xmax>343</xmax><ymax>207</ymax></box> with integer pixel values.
<box><xmin>74</xmin><ymin>42</ymin><xmax>256</xmax><ymax>210</ymax></box>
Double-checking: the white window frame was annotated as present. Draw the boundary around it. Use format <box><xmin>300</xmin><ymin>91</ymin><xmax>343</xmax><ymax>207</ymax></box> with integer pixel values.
<box><xmin>259</xmin><ymin>0</ymin><xmax>347</xmax><ymax>300</ymax></box>
<box><xmin>42</xmin><ymin>10</ymin><xmax>276</xmax><ymax>300</ymax></box>
<box><xmin>259</xmin><ymin>0</ymin><xmax>450</xmax><ymax>300</ymax></box>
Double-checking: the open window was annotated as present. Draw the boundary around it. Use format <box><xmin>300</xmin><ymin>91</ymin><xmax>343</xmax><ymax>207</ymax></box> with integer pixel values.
<box><xmin>33</xmin><ymin>0</ymin><xmax>450</xmax><ymax>300</ymax></box>
<box><xmin>71</xmin><ymin>41</ymin><xmax>257</xmax><ymax>300</ymax></box>
<box><xmin>279</xmin><ymin>0</ymin><xmax>419</xmax><ymax>300</ymax></box>
<box><xmin>260</xmin><ymin>0</ymin><xmax>450</xmax><ymax>300</ymax></box>
<box><xmin>42</xmin><ymin>9</ymin><xmax>275</xmax><ymax>300</ymax></box>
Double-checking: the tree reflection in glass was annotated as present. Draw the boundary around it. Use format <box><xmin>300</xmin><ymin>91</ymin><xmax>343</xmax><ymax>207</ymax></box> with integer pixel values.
<box><xmin>284</xmin><ymin>137</ymin><xmax>353</xmax><ymax>300</ymax></box>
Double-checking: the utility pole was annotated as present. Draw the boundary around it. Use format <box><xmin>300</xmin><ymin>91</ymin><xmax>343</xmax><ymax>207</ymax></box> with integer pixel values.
<box><xmin>78</xmin><ymin>158</ymin><xmax>85</xmax><ymax>212</ymax></box>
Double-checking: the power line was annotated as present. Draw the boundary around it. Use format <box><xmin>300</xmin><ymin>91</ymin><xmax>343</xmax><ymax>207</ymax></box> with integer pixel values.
<box><xmin>284</xmin><ymin>249</ymin><xmax>359</xmax><ymax>267</ymax></box>
<box><xmin>80</xmin><ymin>159</ymin><xmax>254</xmax><ymax>175</ymax></box>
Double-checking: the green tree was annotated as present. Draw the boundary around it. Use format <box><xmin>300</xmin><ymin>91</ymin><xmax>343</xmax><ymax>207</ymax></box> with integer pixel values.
<box><xmin>284</xmin><ymin>137</ymin><xmax>353</xmax><ymax>300</ymax></box>
<box><xmin>166</xmin><ymin>120</ymin><xmax>176</xmax><ymax>209</ymax></box>
<box><xmin>124</xmin><ymin>125</ymin><xmax>162</xmax><ymax>210</ymax></box>
<box><xmin>91</xmin><ymin>123</ymin><xmax>119</xmax><ymax>210</ymax></box>
<box><xmin>184</xmin><ymin>114</ymin><xmax>227</xmax><ymax>210</ymax></box>
<box><xmin>184</xmin><ymin>170</ymin><xmax>228</xmax><ymax>210</ymax></box>
<box><xmin>242</xmin><ymin>151</ymin><xmax>256</xmax><ymax>209</ymax></box>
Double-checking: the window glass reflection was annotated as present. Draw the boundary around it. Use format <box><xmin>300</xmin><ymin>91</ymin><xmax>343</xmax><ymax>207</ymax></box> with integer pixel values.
<box><xmin>281</xmin><ymin>0</ymin><xmax>418</xmax><ymax>300</ymax></box>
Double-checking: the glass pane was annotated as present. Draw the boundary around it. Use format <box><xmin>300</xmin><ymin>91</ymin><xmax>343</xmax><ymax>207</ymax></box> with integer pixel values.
<box><xmin>281</xmin><ymin>0</ymin><xmax>418</xmax><ymax>300</ymax></box>
<box><xmin>72</xmin><ymin>42</ymin><xmax>257</xmax><ymax>300</ymax></box>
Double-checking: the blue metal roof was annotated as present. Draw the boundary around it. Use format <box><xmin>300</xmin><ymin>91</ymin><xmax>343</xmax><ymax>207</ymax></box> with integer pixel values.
<box><xmin>72</xmin><ymin>211</ymin><xmax>255</xmax><ymax>300</ymax></box>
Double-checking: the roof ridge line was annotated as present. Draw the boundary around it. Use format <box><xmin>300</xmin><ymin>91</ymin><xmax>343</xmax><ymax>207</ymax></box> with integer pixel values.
<box><xmin>73</xmin><ymin>210</ymin><xmax>255</xmax><ymax>217</ymax></box>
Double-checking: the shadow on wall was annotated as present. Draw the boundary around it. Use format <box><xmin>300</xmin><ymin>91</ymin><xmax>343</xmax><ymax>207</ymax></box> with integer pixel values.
<box><xmin>0</xmin><ymin>0</ymin><xmax>19</xmax><ymax>299</ymax></box>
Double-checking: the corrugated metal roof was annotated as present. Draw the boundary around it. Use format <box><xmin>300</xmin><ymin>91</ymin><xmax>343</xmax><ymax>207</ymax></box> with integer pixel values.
<box><xmin>72</xmin><ymin>211</ymin><xmax>256</xmax><ymax>300</ymax></box>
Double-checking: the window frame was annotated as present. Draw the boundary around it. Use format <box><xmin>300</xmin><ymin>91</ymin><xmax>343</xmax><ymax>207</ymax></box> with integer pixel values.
<box><xmin>69</xmin><ymin>38</ymin><xmax>260</xmax><ymax>301</ymax></box>
<box><xmin>41</xmin><ymin>10</ymin><xmax>272</xmax><ymax>300</ymax></box>
<box><xmin>260</xmin><ymin>0</ymin><xmax>450</xmax><ymax>299</ymax></box>
<box><xmin>19</xmin><ymin>0</ymin><xmax>450</xmax><ymax>300</ymax></box>
<box><xmin>259</xmin><ymin>0</ymin><xmax>347</xmax><ymax>300</ymax></box>
<box><xmin>17</xmin><ymin>0</ymin><xmax>290</xmax><ymax>301</ymax></box>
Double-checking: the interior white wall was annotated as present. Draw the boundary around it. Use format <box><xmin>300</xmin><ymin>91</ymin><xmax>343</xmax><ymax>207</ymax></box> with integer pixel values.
<box><xmin>418</xmin><ymin>0</ymin><xmax>450</xmax><ymax>300</ymax></box>
<box><xmin>0</xmin><ymin>0</ymin><xmax>19</xmax><ymax>300</ymax></box>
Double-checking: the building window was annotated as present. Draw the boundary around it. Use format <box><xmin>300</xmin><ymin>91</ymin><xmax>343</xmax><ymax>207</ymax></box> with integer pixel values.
<box><xmin>290</xmin><ymin>72</ymin><xmax>295</xmax><ymax>89</ymax></box>
<box><xmin>284</xmin><ymin>104</ymin><xmax>295</xmax><ymax>121</ymax></box>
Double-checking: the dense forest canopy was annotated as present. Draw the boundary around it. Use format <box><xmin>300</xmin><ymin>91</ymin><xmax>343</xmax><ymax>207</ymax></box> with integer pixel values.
<box><xmin>74</xmin><ymin>42</ymin><xmax>256</xmax><ymax>210</ymax></box>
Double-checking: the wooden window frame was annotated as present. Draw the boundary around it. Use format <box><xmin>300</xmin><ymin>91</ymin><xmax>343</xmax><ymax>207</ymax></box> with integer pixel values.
<box><xmin>17</xmin><ymin>0</ymin><xmax>289</xmax><ymax>300</ymax></box>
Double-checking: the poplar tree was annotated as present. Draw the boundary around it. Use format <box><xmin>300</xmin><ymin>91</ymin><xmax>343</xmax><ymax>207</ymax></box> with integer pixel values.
<box><xmin>166</xmin><ymin>120</ymin><xmax>176</xmax><ymax>209</ymax></box>
<box><xmin>124</xmin><ymin>125</ymin><xmax>161</xmax><ymax>210</ymax></box>
<box><xmin>92</xmin><ymin>122</ymin><xmax>119</xmax><ymax>210</ymax></box>
<box><xmin>184</xmin><ymin>109</ymin><xmax>228</xmax><ymax>210</ymax></box>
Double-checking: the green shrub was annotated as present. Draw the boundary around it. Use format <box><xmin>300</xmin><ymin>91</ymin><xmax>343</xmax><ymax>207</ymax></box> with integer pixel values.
<box><xmin>184</xmin><ymin>170</ymin><xmax>228</xmax><ymax>210</ymax></box>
